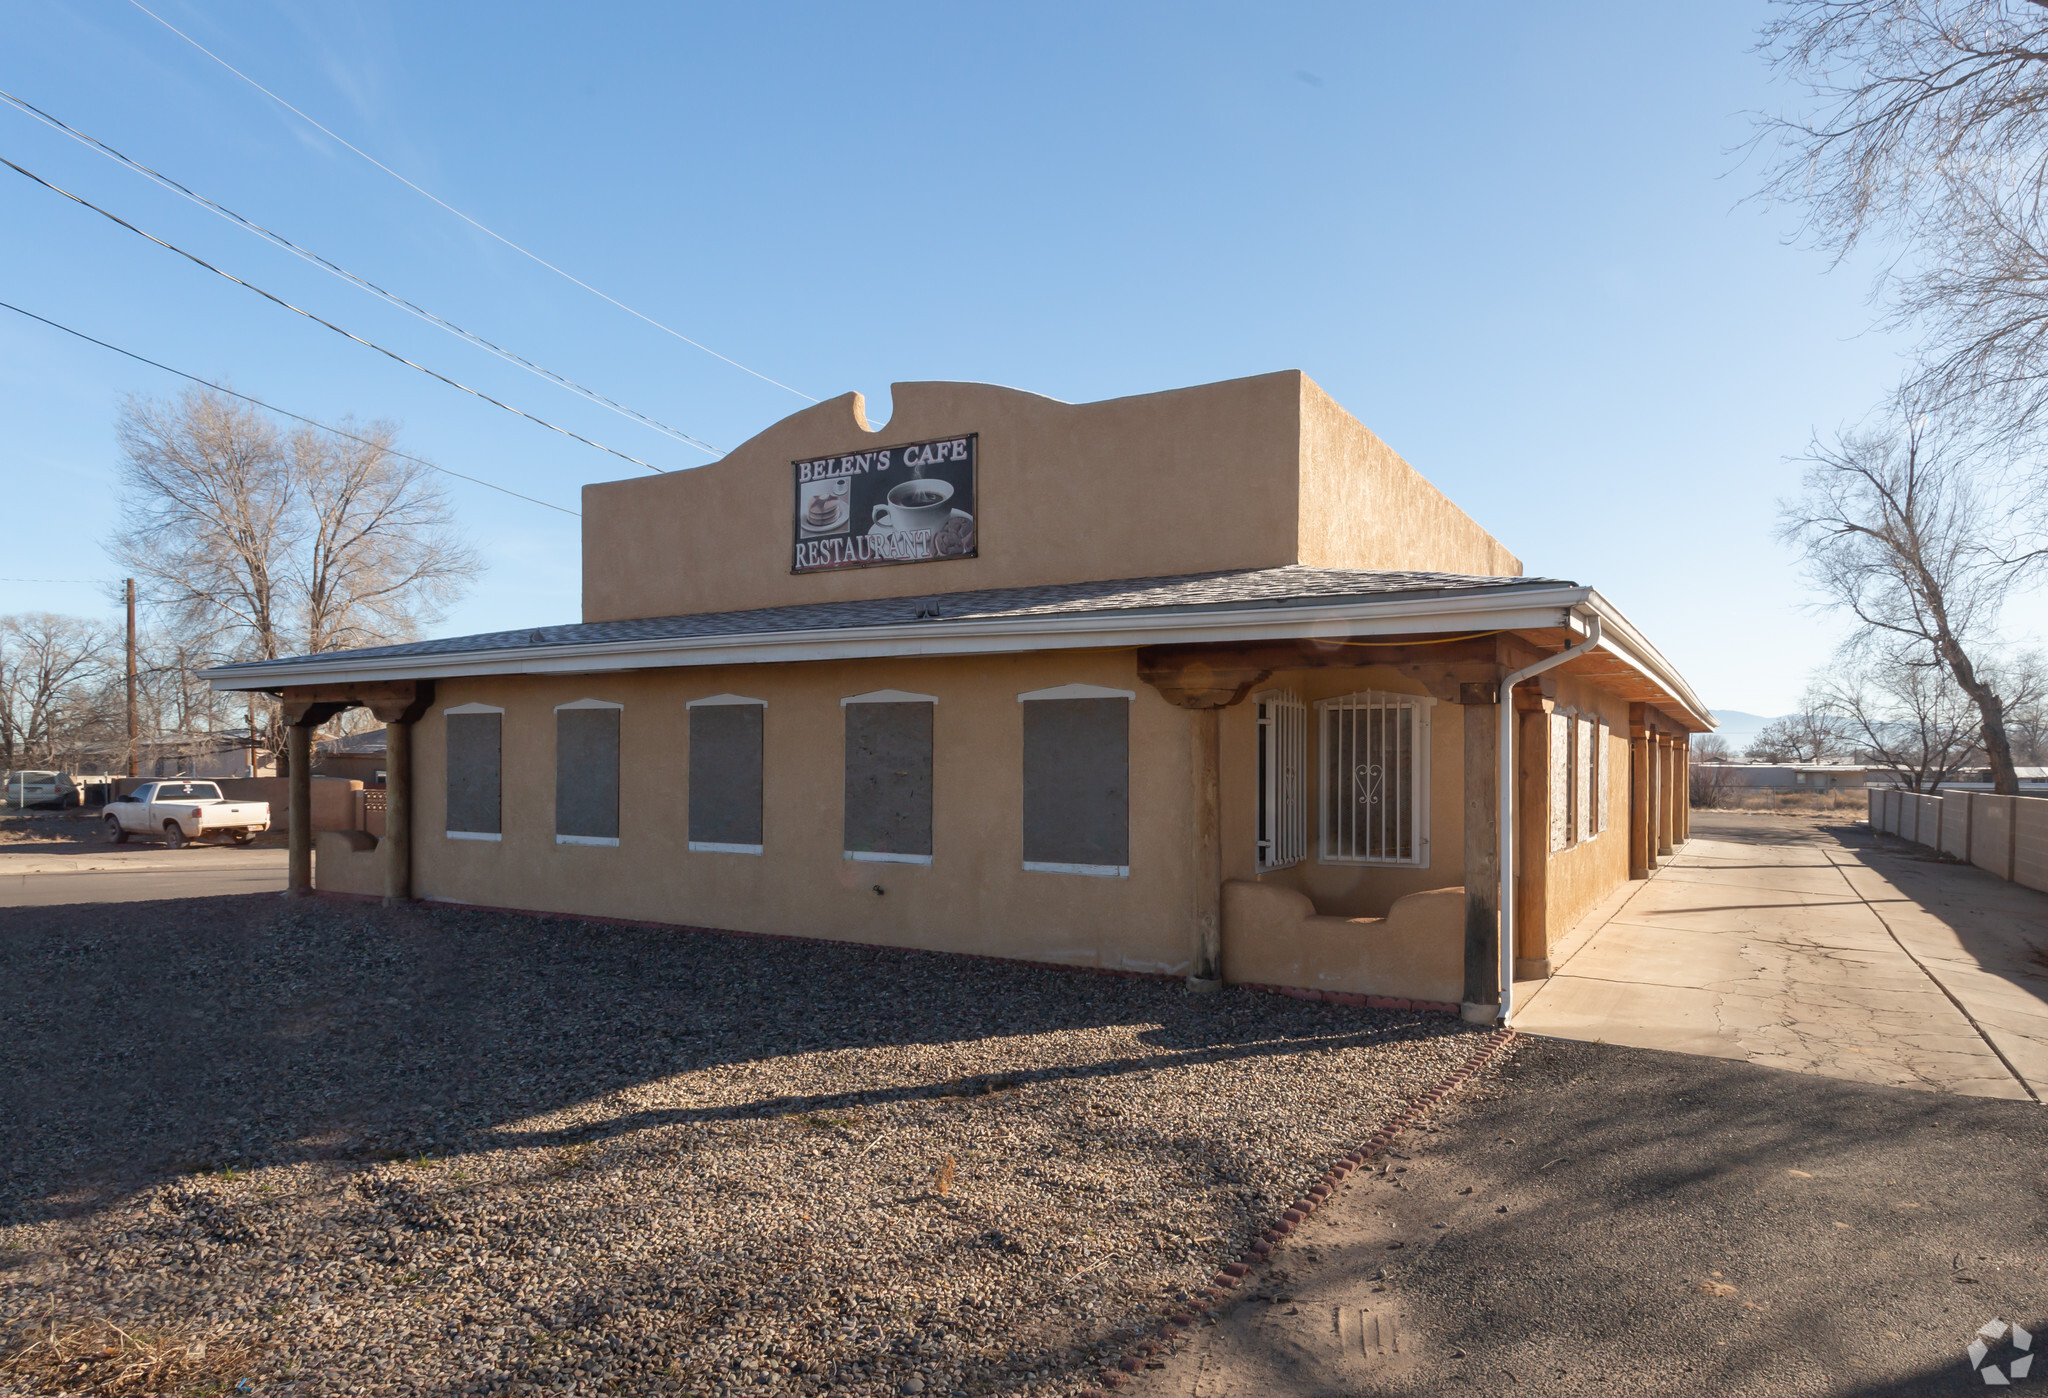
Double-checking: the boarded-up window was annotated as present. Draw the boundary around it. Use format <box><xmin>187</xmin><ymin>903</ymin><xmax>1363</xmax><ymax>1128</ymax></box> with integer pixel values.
<box><xmin>1549</xmin><ymin>709</ymin><xmax>1571</xmax><ymax>852</ymax></box>
<box><xmin>688</xmin><ymin>696</ymin><xmax>764</xmax><ymax>854</ymax></box>
<box><xmin>1020</xmin><ymin>686</ymin><xmax>1132</xmax><ymax>876</ymax></box>
<box><xmin>1575</xmin><ymin>714</ymin><xmax>1594</xmax><ymax>844</ymax></box>
<box><xmin>555</xmin><ymin>699</ymin><xmax>621</xmax><ymax>846</ymax></box>
<box><xmin>444</xmin><ymin>704</ymin><xmax>502</xmax><ymax>840</ymax></box>
<box><xmin>1595</xmin><ymin>718</ymin><xmax>1611</xmax><ymax>833</ymax></box>
<box><xmin>843</xmin><ymin>691</ymin><xmax>934</xmax><ymax>864</ymax></box>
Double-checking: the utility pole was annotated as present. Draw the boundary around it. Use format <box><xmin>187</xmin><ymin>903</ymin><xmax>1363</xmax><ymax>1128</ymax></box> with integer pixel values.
<box><xmin>125</xmin><ymin>578</ymin><xmax>137</xmax><ymax>779</ymax></box>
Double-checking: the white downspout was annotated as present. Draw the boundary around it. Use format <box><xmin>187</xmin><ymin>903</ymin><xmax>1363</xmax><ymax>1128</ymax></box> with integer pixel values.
<box><xmin>1495</xmin><ymin>609</ymin><xmax>1601</xmax><ymax>1024</ymax></box>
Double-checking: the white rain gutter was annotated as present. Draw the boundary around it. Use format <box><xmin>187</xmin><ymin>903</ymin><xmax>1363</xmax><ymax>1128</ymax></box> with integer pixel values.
<box><xmin>1490</xmin><ymin>608</ymin><xmax>1602</xmax><ymax>1026</ymax></box>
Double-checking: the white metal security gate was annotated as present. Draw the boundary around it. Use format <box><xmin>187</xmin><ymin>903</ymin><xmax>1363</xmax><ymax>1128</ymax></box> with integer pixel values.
<box><xmin>1318</xmin><ymin>691</ymin><xmax>1431</xmax><ymax>866</ymax></box>
<box><xmin>1255</xmin><ymin>689</ymin><xmax>1306</xmax><ymax>870</ymax></box>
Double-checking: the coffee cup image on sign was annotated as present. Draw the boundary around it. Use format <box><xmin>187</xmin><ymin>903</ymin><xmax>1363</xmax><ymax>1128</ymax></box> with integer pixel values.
<box><xmin>799</xmin><ymin>478</ymin><xmax>850</xmax><ymax>534</ymax></box>
<box><xmin>871</xmin><ymin>477</ymin><xmax>954</xmax><ymax>535</ymax></box>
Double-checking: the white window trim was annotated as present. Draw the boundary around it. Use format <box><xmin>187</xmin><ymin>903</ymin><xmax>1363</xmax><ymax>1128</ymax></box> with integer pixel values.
<box><xmin>444</xmin><ymin>702</ymin><xmax>504</xmax><ymax>716</ymax></box>
<box><xmin>1315</xmin><ymin>690</ymin><xmax>1433</xmax><ymax>868</ymax></box>
<box><xmin>1254</xmin><ymin>688</ymin><xmax>1307</xmax><ymax>872</ymax></box>
<box><xmin>554</xmin><ymin>697</ymin><xmax>623</xmax><ymax>712</ymax></box>
<box><xmin>1023</xmin><ymin>860</ymin><xmax>1129</xmax><ymax>878</ymax></box>
<box><xmin>844</xmin><ymin>849</ymin><xmax>933</xmax><ymax>865</ymax></box>
<box><xmin>687</xmin><ymin>694</ymin><xmax>766</xmax><ymax>708</ymax></box>
<box><xmin>689</xmin><ymin>840</ymin><xmax>763</xmax><ymax>855</ymax></box>
<box><xmin>841</xmin><ymin>689</ymin><xmax>936</xmax><ymax>705</ymax></box>
<box><xmin>556</xmin><ymin>833</ymin><xmax>621</xmax><ymax>847</ymax></box>
<box><xmin>446</xmin><ymin>830</ymin><xmax>502</xmax><ymax>843</ymax></box>
<box><xmin>1017</xmin><ymin>683</ymin><xmax>1136</xmax><ymax>702</ymax></box>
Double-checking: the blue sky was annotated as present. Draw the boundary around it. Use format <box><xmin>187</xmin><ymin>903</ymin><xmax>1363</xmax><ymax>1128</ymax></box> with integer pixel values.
<box><xmin>4</xmin><ymin>1</ymin><xmax>2035</xmax><ymax>716</ymax></box>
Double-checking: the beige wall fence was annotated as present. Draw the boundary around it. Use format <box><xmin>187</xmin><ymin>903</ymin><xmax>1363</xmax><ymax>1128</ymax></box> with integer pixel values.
<box><xmin>1868</xmin><ymin>786</ymin><xmax>2048</xmax><ymax>891</ymax></box>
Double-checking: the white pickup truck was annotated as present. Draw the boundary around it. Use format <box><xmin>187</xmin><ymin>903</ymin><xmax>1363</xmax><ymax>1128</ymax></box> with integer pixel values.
<box><xmin>104</xmin><ymin>780</ymin><xmax>272</xmax><ymax>848</ymax></box>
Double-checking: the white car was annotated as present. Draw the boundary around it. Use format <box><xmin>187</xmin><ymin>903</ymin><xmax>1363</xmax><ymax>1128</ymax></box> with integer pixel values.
<box><xmin>104</xmin><ymin>780</ymin><xmax>272</xmax><ymax>848</ymax></box>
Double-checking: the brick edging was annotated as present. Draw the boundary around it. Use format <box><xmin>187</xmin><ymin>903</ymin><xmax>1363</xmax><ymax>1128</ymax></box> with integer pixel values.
<box><xmin>1075</xmin><ymin>1025</ymin><xmax>1519</xmax><ymax>1396</ymax></box>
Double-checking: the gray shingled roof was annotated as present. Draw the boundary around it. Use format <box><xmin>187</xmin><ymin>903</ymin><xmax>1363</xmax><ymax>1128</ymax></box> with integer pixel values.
<box><xmin>211</xmin><ymin>565</ymin><xmax>1572</xmax><ymax>675</ymax></box>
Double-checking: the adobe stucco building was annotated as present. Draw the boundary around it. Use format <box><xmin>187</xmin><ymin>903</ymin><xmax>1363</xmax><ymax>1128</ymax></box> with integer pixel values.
<box><xmin>208</xmin><ymin>372</ymin><xmax>1711</xmax><ymax>1020</ymax></box>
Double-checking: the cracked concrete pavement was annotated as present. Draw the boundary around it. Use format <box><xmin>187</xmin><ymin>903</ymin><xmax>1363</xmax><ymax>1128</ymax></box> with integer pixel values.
<box><xmin>1510</xmin><ymin>810</ymin><xmax>2048</xmax><ymax>1101</ymax></box>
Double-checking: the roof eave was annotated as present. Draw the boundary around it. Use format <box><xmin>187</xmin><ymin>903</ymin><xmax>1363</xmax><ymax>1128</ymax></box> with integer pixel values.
<box><xmin>204</xmin><ymin>584</ymin><xmax>1597</xmax><ymax>690</ymax></box>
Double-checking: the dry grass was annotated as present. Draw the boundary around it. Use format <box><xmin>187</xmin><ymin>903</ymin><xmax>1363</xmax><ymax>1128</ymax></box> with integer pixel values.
<box><xmin>1702</xmin><ymin>789</ymin><xmax>1869</xmax><ymax>814</ymax></box>
<box><xmin>0</xmin><ymin>1316</ymin><xmax>260</xmax><ymax>1395</ymax></box>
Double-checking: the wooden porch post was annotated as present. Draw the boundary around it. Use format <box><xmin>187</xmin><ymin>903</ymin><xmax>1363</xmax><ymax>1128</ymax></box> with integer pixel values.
<box><xmin>1654</xmin><ymin>736</ymin><xmax>1671</xmax><ymax>859</ymax></box>
<box><xmin>1134</xmin><ymin>655</ymin><xmax>1269</xmax><ymax>991</ymax></box>
<box><xmin>1629</xmin><ymin>730</ymin><xmax>1652</xmax><ymax>877</ymax></box>
<box><xmin>382</xmin><ymin>718</ymin><xmax>413</xmax><ymax>905</ymax></box>
<box><xmin>1188</xmin><ymin>706</ymin><xmax>1223</xmax><ymax>988</ymax></box>
<box><xmin>1513</xmin><ymin>691</ymin><xmax>1553</xmax><ymax>979</ymax></box>
<box><xmin>280</xmin><ymin>680</ymin><xmax>433</xmax><ymax>902</ymax></box>
<box><xmin>1678</xmin><ymin>736</ymin><xmax>1692</xmax><ymax>844</ymax></box>
<box><xmin>286</xmin><ymin>719</ymin><xmax>313</xmax><ymax>897</ymax></box>
<box><xmin>1462</xmin><ymin>681</ymin><xmax>1502</xmax><ymax>1007</ymax></box>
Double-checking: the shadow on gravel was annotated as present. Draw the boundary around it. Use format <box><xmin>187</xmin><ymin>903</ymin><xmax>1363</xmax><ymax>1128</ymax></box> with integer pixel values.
<box><xmin>0</xmin><ymin>894</ymin><xmax>1458</xmax><ymax>1227</ymax></box>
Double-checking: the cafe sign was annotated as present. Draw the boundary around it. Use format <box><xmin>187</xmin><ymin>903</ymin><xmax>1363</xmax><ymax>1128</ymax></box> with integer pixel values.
<box><xmin>791</xmin><ymin>433</ymin><xmax>978</xmax><ymax>573</ymax></box>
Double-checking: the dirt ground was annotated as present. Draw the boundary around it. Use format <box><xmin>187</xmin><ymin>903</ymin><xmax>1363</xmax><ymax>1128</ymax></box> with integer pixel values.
<box><xmin>0</xmin><ymin>894</ymin><xmax>1478</xmax><ymax>1398</ymax></box>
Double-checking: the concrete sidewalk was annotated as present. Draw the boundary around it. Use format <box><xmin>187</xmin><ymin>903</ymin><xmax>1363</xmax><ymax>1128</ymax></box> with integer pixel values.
<box><xmin>1510</xmin><ymin>810</ymin><xmax>2048</xmax><ymax>1101</ymax></box>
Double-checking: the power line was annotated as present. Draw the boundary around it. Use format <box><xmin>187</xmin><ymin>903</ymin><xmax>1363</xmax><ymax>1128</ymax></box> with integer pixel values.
<box><xmin>0</xmin><ymin>576</ymin><xmax>111</xmax><ymax>584</ymax></box>
<box><xmin>2</xmin><ymin>151</ymin><xmax>670</xmax><ymax>475</ymax></box>
<box><xmin>126</xmin><ymin>0</ymin><xmax>820</xmax><ymax>404</ymax></box>
<box><xmin>0</xmin><ymin>87</ymin><xmax>723</xmax><ymax>457</ymax></box>
<box><xmin>0</xmin><ymin>298</ymin><xmax>581</xmax><ymax>517</ymax></box>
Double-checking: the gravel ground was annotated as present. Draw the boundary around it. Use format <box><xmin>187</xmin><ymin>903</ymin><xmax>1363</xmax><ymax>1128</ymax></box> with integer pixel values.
<box><xmin>0</xmin><ymin>896</ymin><xmax>1484</xmax><ymax>1398</ymax></box>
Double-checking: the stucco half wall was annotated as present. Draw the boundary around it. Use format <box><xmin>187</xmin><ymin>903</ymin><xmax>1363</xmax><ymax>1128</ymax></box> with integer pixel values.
<box><xmin>581</xmin><ymin>372</ymin><xmax>1522</xmax><ymax>623</ymax></box>
<box><xmin>1220</xmin><ymin>880</ymin><xmax>1465</xmax><ymax>1005</ymax></box>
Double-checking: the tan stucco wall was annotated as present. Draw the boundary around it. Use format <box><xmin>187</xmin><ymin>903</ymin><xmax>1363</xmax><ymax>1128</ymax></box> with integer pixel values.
<box><xmin>409</xmin><ymin>652</ymin><xmax>1197</xmax><ymax>976</ymax></box>
<box><xmin>1221</xmin><ymin>881</ymin><xmax>1465</xmax><ymax>1003</ymax></box>
<box><xmin>1296</xmin><ymin>377</ymin><xmax>1522</xmax><ymax>577</ymax></box>
<box><xmin>1220</xmin><ymin>666</ymin><xmax>1469</xmax><ymax>920</ymax></box>
<box><xmin>1538</xmin><ymin>677</ymin><xmax>1632</xmax><ymax>952</ymax></box>
<box><xmin>582</xmin><ymin>372</ymin><xmax>1520</xmax><ymax>624</ymax></box>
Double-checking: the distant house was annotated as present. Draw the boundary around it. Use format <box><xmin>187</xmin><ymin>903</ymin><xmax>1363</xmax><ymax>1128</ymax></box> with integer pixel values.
<box><xmin>74</xmin><ymin>730</ymin><xmax>275</xmax><ymax>781</ymax></box>
<box><xmin>1696</xmin><ymin>760</ymin><xmax>2048</xmax><ymax>793</ymax></box>
<box><xmin>315</xmin><ymin>728</ymin><xmax>387</xmax><ymax>786</ymax></box>
<box><xmin>1694</xmin><ymin>761</ymin><xmax>1876</xmax><ymax>792</ymax></box>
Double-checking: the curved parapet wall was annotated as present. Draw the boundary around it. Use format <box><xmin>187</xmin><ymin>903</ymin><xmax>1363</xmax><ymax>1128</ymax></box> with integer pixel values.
<box><xmin>582</xmin><ymin>371</ymin><xmax>1521</xmax><ymax>623</ymax></box>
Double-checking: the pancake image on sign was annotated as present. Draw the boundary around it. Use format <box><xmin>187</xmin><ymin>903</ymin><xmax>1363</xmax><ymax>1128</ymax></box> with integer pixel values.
<box><xmin>799</xmin><ymin>478</ymin><xmax>850</xmax><ymax>536</ymax></box>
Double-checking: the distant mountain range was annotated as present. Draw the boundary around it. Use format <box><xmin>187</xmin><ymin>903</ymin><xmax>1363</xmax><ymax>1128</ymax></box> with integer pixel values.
<box><xmin>1705</xmin><ymin>709</ymin><xmax>1781</xmax><ymax>750</ymax></box>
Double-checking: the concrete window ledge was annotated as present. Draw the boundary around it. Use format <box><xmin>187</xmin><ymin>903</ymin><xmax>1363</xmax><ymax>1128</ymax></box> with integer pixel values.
<box><xmin>314</xmin><ymin>828</ymin><xmax>383</xmax><ymax>897</ymax></box>
<box><xmin>1220</xmin><ymin>879</ymin><xmax>1464</xmax><ymax>1005</ymax></box>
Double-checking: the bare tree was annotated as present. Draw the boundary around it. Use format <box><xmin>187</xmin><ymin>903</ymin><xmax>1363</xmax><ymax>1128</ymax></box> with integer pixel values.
<box><xmin>109</xmin><ymin>388</ymin><xmax>293</xmax><ymax>668</ymax></box>
<box><xmin>1779</xmin><ymin>406</ymin><xmax>2035</xmax><ymax>791</ymax></box>
<box><xmin>1756</xmin><ymin>4</ymin><xmax>2048</xmax><ymax>430</ymax></box>
<box><xmin>1690</xmin><ymin>734</ymin><xmax>1738</xmax><ymax>808</ymax></box>
<box><xmin>1745</xmin><ymin>710</ymin><xmax>1849</xmax><ymax>762</ymax></box>
<box><xmin>1999</xmin><ymin>649</ymin><xmax>2048</xmax><ymax>762</ymax></box>
<box><xmin>1810</xmin><ymin>646</ymin><xmax>1982</xmax><ymax>790</ymax></box>
<box><xmin>108</xmin><ymin>389</ymin><xmax>480</xmax><ymax>762</ymax></box>
<box><xmin>291</xmin><ymin>422</ymin><xmax>478</xmax><ymax>655</ymax></box>
<box><xmin>0</xmin><ymin>615</ymin><xmax>117</xmax><ymax>770</ymax></box>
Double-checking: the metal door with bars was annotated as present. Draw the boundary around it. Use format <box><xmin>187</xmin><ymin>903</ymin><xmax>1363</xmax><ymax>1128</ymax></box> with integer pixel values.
<box><xmin>1317</xmin><ymin>691</ymin><xmax>1432</xmax><ymax>866</ymax></box>
<box><xmin>1255</xmin><ymin>689</ymin><xmax>1305</xmax><ymax>870</ymax></box>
